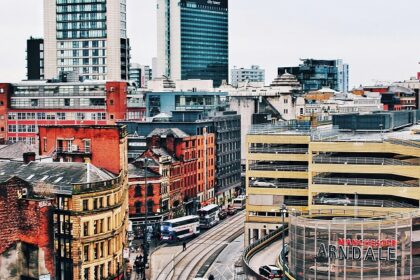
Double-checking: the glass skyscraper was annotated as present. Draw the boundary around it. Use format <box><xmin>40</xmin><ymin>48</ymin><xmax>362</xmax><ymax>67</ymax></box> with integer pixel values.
<box><xmin>44</xmin><ymin>0</ymin><xmax>130</xmax><ymax>80</ymax></box>
<box><xmin>278</xmin><ymin>59</ymin><xmax>349</xmax><ymax>93</ymax></box>
<box><xmin>157</xmin><ymin>0</ymin><xmax>228</xmax><ymax>87</ymax></box>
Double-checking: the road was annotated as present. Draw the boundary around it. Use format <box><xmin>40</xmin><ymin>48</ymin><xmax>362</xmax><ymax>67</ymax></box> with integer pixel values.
<box><xmin>249</xmin><ymin>239</ymin><xmax>282</xmax><ymax>273</ymax></box>
<box><xmin>151</xmin><ymin>212</ymin><xmax>245</xmax><ymax>280</ymax></box>
<box><xmin>205</xmin><ymin>234</ymin><xmax>244</xmax><ymax>280</ymax></box>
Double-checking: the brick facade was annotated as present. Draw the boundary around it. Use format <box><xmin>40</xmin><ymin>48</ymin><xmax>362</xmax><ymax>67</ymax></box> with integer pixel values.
<box><xmin>0</xmin><ymin>176</ymin><xmax>54</xmax><ymax>279</ymax></box>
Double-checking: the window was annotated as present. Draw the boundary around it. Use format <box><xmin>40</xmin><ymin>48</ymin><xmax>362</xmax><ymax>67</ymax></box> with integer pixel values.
<box><xmin>43</xmin><ymin>138</ymin><xmax>47</xmax><ymax>152</ymax></box>
<box><xmin>93</xmin><ymin>220</ymin><xmax>98</xmax><ymax>234</ymax></box>
<box><xmin>147</xmin><ymin>200</ymin><xmax>153</xmax><ymax>213</ymax></box>
<box><xmin>135</xmin><ymin>201</ymin><xmax>142</xmax><ymax>214</ymax></box>
<box><xmin>108</xmin><ymin>216</ymin><xmax>111</xmax><ymax>231</ymax></box>
<box><xmin>84</xmin><ymin>245</ymin><xmax>89</xmax><ymax>261</ymax></box>
<box><xmin>147</xmin><ymin>184</ymin><xmax>153</xmax><ymax>196</ymax></box>
<box><xmin>93</xmin><ymin>243</ymin><xmax>98</xmax><ymax>260</ymax></box>
<box><xmin>31</xmin><ymin>99</ymin><xmax>38</xmax><ymax>107</ymax></box>
<box><xmin>83</xmin><ymin>199</ymin><xmax>88</xmax><ymax>211</ymax></box>
<box><xmin>64</xmin><ymin>99</ymin><xmax>71</xmax><ymax>106</ymax></box>
<box><xmin>84</xmin><ymin>139</ymin><xmax>91</xmax><ymax>153</ymax></box>
<box><xmin>93</xmin><ymin>198</ymin><xmax>98</xmax><ymax>209</ymax></box>
<box><xmin>84</xmin><ymin>267</ymin><xmax>89</xmax><ymax>280</ymax></box>
<box><xmin>83</xmin><ymin>222</ymin><xmax>89</xmax><ymax>236</ymax></box>
<box><xmin>134</xmin><ymin>185</ymin><xmax>141</xmax><ymax>197</ymax></box>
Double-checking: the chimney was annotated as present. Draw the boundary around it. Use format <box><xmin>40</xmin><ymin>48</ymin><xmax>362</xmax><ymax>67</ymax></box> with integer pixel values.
<box><xmin>23</xmin><ymin>152</ymin><xmax>36</xmax><ymax>164</ymax></box>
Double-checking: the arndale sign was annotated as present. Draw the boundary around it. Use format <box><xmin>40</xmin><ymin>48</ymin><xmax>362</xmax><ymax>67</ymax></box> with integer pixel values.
<box><xmin>317</xmin><ymin>238</ymin><xmax>397</xmax><ymax>262</ymax></box>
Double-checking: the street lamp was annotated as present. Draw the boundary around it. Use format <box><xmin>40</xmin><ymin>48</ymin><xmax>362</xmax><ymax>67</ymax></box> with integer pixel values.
<box><xmin>280</xmin><ymin>204</ymin><xmax>287</xmax><ymax>258</ymax></box>
<box><xmin>138</xmin><ymin>157</ymin><xmax>154</xmax><ymax>279</ymax></box>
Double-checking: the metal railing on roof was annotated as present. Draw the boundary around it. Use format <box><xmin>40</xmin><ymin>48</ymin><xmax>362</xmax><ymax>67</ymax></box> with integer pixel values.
<box><xmin>313</xmin><ymin>155</ymin><xmax>416</xmax><ymax>166</ymax></box>
<box><xmin>249</xmin><ymin>147</ymin><xmax>308</xmax><ymax>154</ymax></box>
<box><xmin>386</xmin><ymin>138</ymin><xmax>420</xmax><ymax>149</ymax></box>
<box><xmin>284</xmin><ymin>200</ymin><xmax>308</xmax><ymax>206</ymax></box>
<box><xmin>72</xmin><ymin>173</ymin><xmax>122</xmax><ymax>194</ymax></box>
<box><xmin>313</xmin><ymin>198</ymin><xmax>417</xmax><ymax>209</ymax></box>
<box><xmin>249</xmin><ymin>164</ymin><xmax>308</xmax><ymax>172</ymax></box>
<box><xmin>312</xmin><ymin>177</ymin><xmax>418</xmax><ymax>188</ymax></box>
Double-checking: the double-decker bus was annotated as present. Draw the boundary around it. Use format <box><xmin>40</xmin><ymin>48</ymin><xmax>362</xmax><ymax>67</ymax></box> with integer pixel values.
<box><xmin>160</xmin><ymin>215</ymin><xmax>200</xmax><ymax>242</ymax></box>
<box><xmin>232</xmin><ymin>196</ymin><xmax>246</xmax><ymax>210</ymax></box>
<box><xmin>197</xmin><ymin>204</ymin><xmax>220</xmax><ymax>229</ymax></box>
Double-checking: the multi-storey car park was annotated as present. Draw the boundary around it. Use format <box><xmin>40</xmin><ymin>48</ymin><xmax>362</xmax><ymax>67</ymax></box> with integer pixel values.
<box><xmin>244</xmin><ymin>110</ymin><xmax>420</xmax><ymax>247</ymax></box>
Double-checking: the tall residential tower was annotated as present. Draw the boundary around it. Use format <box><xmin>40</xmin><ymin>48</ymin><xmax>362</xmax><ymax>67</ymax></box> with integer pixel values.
<box><xmin>157</xmin><ymin>0</ymin><xmax>228</xmax><ymax>87</ymax></box>
<box><xmin>44</xmin><ymin>0</ymin><xmax>130</xmax><ymax>80</ymax></box>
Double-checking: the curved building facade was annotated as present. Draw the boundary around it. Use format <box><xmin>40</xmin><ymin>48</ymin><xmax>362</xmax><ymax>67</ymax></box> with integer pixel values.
<box><xmin>288</xmin><ymin>210</ymin><xmax>420</xmax><ymax>279</ymax></box>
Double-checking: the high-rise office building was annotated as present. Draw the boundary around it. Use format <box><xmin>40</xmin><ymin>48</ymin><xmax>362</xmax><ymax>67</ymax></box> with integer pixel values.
<box><xmin>157</xmin><ymin>0</ymin><xmax>228</xmax><ymax>87</ymax></box>
<box><xmin>44</xmin><ymin>0</ymin><xmax>130</xmax><ymax>81</ymax></box>
<box><xmin>26</xmin><ymin>37</ymin><xmax>45</xmax><ymax>80</ymax></box>
<box><xmin>278</xmin><ymin>59</ymin><xmax>349</xmax><ymax>92</ymax></box>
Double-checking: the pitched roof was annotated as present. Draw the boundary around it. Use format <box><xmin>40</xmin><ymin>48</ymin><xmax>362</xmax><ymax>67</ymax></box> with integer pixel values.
<box><xmin>0</xmin><ymin>142</ymin><xmax>38</xmax><ymax>160</ymax></box>
<box><xmin>0</xmin><ymin>161</ymin><xmax>115</xmax><ymax>194</ymax></box>
<box><xmin>148</xmin><ymin>128</ymin><xmax>189</xmax><ymax>138</ymax></box>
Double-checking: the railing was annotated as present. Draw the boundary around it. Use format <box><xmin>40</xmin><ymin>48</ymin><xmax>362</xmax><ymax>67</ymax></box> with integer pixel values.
<box><xmin>242</xmin><ymin>226</ymin><xmax>287</xmax><ymax>280</ymax></box>
<box><xmin>313</xmin><ymin>155</ymin><xmax>416</xmax><ymax>166</ymax></box>
<box><xmin>284</xmin><ymin>200</ymin><xmax>308</xmax><ymax>206</ymax></box>
<box><xmin>313</xmin><ymin>198</ymin><xmax>418</xmax><ymax>208</ymax></box>
<box><xmin>249</xmin><ymin>164</ymin><xmax>308</xmax><ymax>172</ymax></box>
<box><xmin>72</xmin><ymin>173</ymin><xmax>122</xmax><ymax>194</ymax></box>
<box><xmin>250</xmin><ymin>182</ymin><xmax>308</xmax><ymax>189</ymax></box>
<box><xmin>313</xmin><ymin>177</ymin><xmax>419</xmax><ymax>188</ymax></box>
<box><xmin>56</xmin><ymin>147</ymin><xmax>91</xmax><ymax>154</ymax></box>
<box><xmin>386</xmin><ymin>138</ymin><xmax>420</xmax><ymax>149</ymax></box>
<box><xmin>249</xmin><ymin>147</ymin><xmax>308</xmax><ymax>154</ymax></box>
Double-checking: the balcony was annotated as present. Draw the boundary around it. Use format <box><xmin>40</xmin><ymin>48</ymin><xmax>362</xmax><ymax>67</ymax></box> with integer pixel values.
<box><xmin>313</xmin><ymin>155</ymin><xmax>415</xmax><ymax>166</ymax></box>
<box><xmin>56</xmin><ymin>147</ymin><xmax>92</xmax><ymax>155</ymax></box>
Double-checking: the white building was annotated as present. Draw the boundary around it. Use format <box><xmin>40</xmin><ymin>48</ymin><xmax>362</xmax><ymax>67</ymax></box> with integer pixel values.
<box><xmin>44</xmin><ymin>0</ymin><xmax>130</xmax><ymax>80</ymax></box>
<box><xmin>231</xmin><ymin>65</ymin><xmax>265</xmax><ymax>87</ymax></box>
<box><xmin>224</xmin><ymin>72</ymin><xmax>305</xmax><ymax>163</ymax></box>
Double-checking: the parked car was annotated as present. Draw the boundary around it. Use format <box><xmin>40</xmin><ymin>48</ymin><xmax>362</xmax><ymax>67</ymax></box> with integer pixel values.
<box><xmin>259</xmin><ymin>265</ymin><xmax>282</xmax><ymax>279</ymax></box>
<box><xmin>319</xmin><ymin>196</ymin><xmax>350</xmax><ymax>205</ymax></box>
<box><xmin>218</xmin><ymin>209</ymin><xmax>228</xmax><ymax>220</ymax></box>
<box><xmin>227</xmin><ymin>205</ymin><xmax>237</xmax><ymax>215</ymax></box>
<box><xmin>251</xmin><ymin>180</ymin><xmax>276</xmax><ymax>187</ymax></box>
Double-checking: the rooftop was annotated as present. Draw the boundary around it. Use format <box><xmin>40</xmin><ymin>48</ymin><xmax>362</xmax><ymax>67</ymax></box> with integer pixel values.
<box><xmin>0</xmin><ymin>161</ymin><xmax>115</xmax><ymax>194</ymax></box>
<box><xmin>148</xmin><ymin>128</ymin><xmax>190</xmax><ymax>138</ymax></box>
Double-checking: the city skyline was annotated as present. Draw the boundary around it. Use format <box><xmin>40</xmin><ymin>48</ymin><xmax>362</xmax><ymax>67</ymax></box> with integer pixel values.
<box><xmin>0</xmin><ymin>0</ymin><xmax>419</xmax><ymax>88</ymax></box>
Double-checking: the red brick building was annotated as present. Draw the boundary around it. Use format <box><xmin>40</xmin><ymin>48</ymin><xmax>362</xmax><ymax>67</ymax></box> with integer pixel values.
<box><xmin>142</xmin><ymin>128</ymin><xmax>215</xmax><ymax>216</ymax></box>
<box><xmin>128</xmin><ymin>160</ymin><xmax>169</xmax><ymax>230</ymax></box>
<box><xmin>38</xmin><ymin>125</ymin><xmax>128</xmax><ymax>174</ymax></box>
<box><xmin>0</xmin><ymin>176</ymin><xmax>54</xmax><ymax>279</ymax></box>
<box><xmin>0</xmin><ymin>80</ymin><xmax>145</xmax><ymax>145</ymax></box>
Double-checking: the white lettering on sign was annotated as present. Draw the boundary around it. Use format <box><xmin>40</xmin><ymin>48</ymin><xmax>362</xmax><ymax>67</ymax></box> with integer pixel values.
<box><xmin>207</xmin><ymin>0</ymin><xmax>221</xmax><ymax>5</ymax></box>
<box><xmin>39</xmin><ymin>200</ymin><xmax>51</xmax><ymax>208</ymax></box>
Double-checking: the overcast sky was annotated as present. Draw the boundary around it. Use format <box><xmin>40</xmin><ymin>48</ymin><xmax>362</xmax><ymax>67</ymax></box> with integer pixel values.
<box><xmin>1</xmin><ymin>0</ymin><xmax>420</xmax><ymax>88</ymax></box>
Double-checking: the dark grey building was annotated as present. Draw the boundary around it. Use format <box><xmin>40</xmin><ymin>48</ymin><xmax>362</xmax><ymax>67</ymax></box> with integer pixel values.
<box><xmin>119</xmin><ymin>110</ymin><xmax>241</xmax><ymax>204</ymax></box>
<box><xmin>278</xmin><ymin>59</ymin><xmax>349</xmax><ymax>92</ymax></box>
<box><xmin>26</xmin><ymin>37</ymin><xmax>44</xmax><ymax>80</ymax></box>
<box><xmin>157</xmin><ymin>0</ymin><xmax>229</xmax><ymax>87</ymax></box>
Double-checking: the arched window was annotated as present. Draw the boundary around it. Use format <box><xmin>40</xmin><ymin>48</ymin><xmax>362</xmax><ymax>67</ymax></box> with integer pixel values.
<box><xmin>134</xmin><ymin>185</ymin><xmax>141</xmax><ymax>197</ymax></box>
<box><xmin>147</xmin><ymin>184</ymin><xmax>153</xmax><ymax>196</ymax></box>
<box><xmin>147</xmin><ymin>200</ymin><xmax>154</xmax><ymax>213</ymax></box>
<box><xmin>135</xmin><ymin>201</ymin><xmax>142</xmax><ymax>214</ymax></box>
